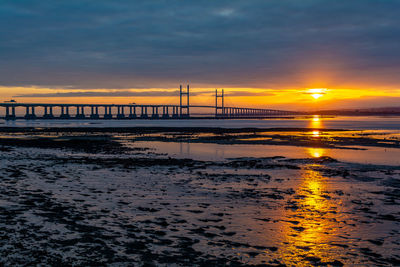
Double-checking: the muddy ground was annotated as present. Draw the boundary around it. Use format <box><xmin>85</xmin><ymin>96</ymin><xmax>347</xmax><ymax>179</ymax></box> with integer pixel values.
<box><xmin>0</xmin><ymin>130</ymin><xmax>399</xmax><ymax>266</ymax></box>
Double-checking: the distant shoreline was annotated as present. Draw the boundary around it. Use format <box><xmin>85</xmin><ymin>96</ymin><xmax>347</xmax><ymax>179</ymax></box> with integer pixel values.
<box><xmin>0</xmin><ymin>126</ymin><xmax>350</xmax><ymax>133</ymax></box>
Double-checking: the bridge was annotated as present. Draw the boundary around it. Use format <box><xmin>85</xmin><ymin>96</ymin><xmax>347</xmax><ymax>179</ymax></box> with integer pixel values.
<box><xmin>1</xmin><ymin>85</ymin><xmax>296</xmax><ymax>120</ymax></box>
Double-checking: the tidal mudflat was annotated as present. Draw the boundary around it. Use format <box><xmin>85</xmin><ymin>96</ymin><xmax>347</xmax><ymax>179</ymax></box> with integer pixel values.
<box><xmin>0</xmin><ymin>128</ymin><xmax>399</xmax><ymax>266</ymax></box>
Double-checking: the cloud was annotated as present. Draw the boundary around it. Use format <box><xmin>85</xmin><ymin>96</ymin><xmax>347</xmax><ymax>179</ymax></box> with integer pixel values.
<box><xmin>224</xmin><ymin>91</ymin><xmax>275</xmax><ymax>97</ymax></box>
<box><xmin>317</xmin><ymin>96</ymin><xmax>400</xmax><ymax>110</ymax></box>
<box><xmin>14</xmin><ymin>89</ymin><xmax>277</xmax><ymax>98</ymax></box>
<box><xmin>0</xmin><ymin>0</ymin><xmax>399</xmax><ymax>90</ymax></box>
<box><xmin>13</xmin><ymin>89</ymin><xmax>212</xmax><ymax>98</ymax></box>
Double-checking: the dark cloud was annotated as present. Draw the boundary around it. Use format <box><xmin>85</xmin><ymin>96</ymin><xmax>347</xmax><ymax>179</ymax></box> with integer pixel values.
<box><xmin>14</xmin><ymin>90</ymin><xmax>209</xmax><ymax>97</ymax></box>
<box><xmin>14</xmin><ymin>89</ymin><xmax>273</xmax><ymax>98</ymax></box>
<box><xmin>0</xmin><ymin>0</ymin><xmax>399</xmax><ymax>89</ymax></box>
<box><xmin>225</xmin><ymin>91</ymin><xmax>275</xmax><ymax>97</ymax></box>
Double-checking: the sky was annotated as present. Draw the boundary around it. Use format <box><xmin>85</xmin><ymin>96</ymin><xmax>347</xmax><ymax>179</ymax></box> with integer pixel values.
<box><xmin>1</xmin><ymin>0</ymin><xmax>400</xmax><ymax>110</ymax></box>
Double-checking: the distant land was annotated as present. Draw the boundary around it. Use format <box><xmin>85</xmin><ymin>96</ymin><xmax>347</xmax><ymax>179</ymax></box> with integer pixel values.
<box><xmin>308</xmin><ymin>107</ymin><xmax>400</xmax><ymax>116</ymax></box>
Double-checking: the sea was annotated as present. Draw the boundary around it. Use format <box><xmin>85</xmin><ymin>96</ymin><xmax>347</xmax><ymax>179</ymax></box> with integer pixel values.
<box><xmin>2</xmin><ymin>116</ymin><xmax>400</xmax><ymax>166</ymax></box>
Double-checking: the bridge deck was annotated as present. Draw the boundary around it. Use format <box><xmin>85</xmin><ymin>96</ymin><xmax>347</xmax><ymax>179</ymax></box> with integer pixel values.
<box><xmin>0</xmin><ymin>102</ymin><xmax>296</xmax><ymax>120</ymax></box>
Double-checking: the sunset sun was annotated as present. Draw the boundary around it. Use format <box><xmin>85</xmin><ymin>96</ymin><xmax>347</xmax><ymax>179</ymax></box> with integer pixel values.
<box><xmin>306</xmin><ymin>88</ymin><xmax>327</xmax><ymax>100</ymax></box>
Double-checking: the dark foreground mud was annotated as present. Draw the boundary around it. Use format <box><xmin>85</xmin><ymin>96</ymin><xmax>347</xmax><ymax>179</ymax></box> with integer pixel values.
<box><xmin>0</xmin><ymin>131</ymin><xmax>400</xmax><ymax>266</ymax></box>
<box><xmin>1</xmin><ymin>126</ymin><xmax>399</xmax><ymax>149</ymax></box>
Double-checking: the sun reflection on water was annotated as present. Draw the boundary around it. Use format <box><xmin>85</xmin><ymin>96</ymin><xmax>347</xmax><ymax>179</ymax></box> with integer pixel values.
<box><xmin>312</xmin><ymin>130</ymin><xmax>320</xmax><ymax>137</ymax></box>
<box><xmin>278</xmin><ymin>166</ymin><xmax>343</xmax><ymax>265</ymax></box>
<box><xmin>310</xmin><ymin>115</ymin><xmax>322</xmax><ymax>129</ymax></box>
<box><xmin>308</xmin><ymin>147</ymin><xmax>325</xmax><ymax>158</ymax></box>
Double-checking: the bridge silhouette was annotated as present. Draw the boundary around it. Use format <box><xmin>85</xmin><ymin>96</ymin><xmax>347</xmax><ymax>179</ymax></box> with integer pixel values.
<box><xmin>1</xmin><ymin>85</ymin><xmax>296</xmax><ymax>120</ymax></box>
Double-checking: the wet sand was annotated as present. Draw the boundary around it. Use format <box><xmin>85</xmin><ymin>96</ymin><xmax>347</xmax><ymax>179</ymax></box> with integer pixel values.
<box><xmin>0</xmin><ymin>128</ymin><xmax>399</xmax><ymax>266</ymax></box>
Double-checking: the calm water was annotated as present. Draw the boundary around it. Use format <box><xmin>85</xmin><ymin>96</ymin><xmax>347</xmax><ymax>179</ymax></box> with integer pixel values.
<box><xmin>129</xmin><ymin>141</ymin><xmax>400</xmax><ymax>166</ymax></box>
<box><xmin>1</xmin><ymin>116</ymin><xmax>400</xmax><ymax>130</ymax></box>
<box><xmin>2</xmin><ymin>116</ymin><xmax>400</xmax><ymax>166</ymax></box>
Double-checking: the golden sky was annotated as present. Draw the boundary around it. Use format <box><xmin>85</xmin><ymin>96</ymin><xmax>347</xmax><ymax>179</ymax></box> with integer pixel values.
<box><xmin>2</xmin><ymin>86</ymin><xmax>399</xmax><ymax>111</ymax></box>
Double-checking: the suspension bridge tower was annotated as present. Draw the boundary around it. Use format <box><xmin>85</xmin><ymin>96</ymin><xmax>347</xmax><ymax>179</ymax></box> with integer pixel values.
<box><xmin>180</xmin><ymin>84</ymin><xmax>190</xmax><ymax>118</ymax></box>
<box><xmin>215</xmin><ymin>89</ymin><xmax>224</xmax><ymax>118</ymax></box>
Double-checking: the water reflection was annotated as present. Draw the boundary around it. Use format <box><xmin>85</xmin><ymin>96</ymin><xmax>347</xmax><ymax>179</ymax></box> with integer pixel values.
<box><xmin>307</xmin><ymin>147</ymin><xmax>325</xmax><ymax>158</ymax></box>
<box><xmin>310</xmin><ymin>115</ymin><xmax>322</xmax><ymax>129</ymax></box>
<box><xmin>311</xmin><ymin>130</ymin><xmax>320</xmax><ymax>138</ymax></box>
<box><xmin>309</xmin><ymin>115</ymin><xmax>323</xmax><ymax>139</ymax></box>
<box><xmin>279</xmin><ymin>164</ymin><xmax>344</xmax><ymax>265</ymax></box>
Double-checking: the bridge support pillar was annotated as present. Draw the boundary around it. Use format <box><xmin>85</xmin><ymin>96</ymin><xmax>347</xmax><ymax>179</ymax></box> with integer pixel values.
<box><xmin>75</xmin><ymin>106</ymin><xmax>86</xmax><ymax>119</ymax></box>
<box><xmin>104</xmin><ymin>106</ymin><xmax>113</xmax><ymax>119</ymax></box>
<box><xmin>24</xmin><ymin>107</ymin><xmax>29</xmax><ymax>119</ymax></box>
<box><xmin>151</xmin><ymin>106</ymin><xmax>159</xmax><ymax>119</ymax></box>
<box><xmin>129</xmin><ymin>106</ymin><xmax>136</xmax><ymax>119</ymax></box>
<box><xmin>24</xmin><ymin>106</ymin><xmax>36</xmax><ymax>120</ymax></box>
<box><xmin>5</xmin><ymin>106</ymin><xmax>16</xmax><ymax>120</ymax></box>
<box><xmin>9</xmin><ymin>106</ymin><xmax>16</xmax><ymax>120</ymax></box>
<box><xmin>60</xmin><ymin>106</ymin><xmax>70</xmax><ymax>119</ymax></box>
<box><xmin>90</xmin><ymin>106</ymin><xmax>100</xmax><ymax>119</ymax></box>
<box><xmin>162</xmin><ymin>106</ymin><xmax>169</xmax><ymax>119</ymax></box>
<box><xmin>140</xmin><ymin>106</ymin><xmax>148</xmax><ymax>119</ymax></box>
<box><xmin>43</xmin><ymin>106</ymin><xmax>54</xmax><ymax>119</ymax></box>
<box><xmin>117</xmin><ymin>106</ymin><xmax>125</xmax><ymax>119</ymax></box>
<box><xmin>172</xmin><ymin>106</ymin><xmax>179</xmax><ymax>118</ymax></box>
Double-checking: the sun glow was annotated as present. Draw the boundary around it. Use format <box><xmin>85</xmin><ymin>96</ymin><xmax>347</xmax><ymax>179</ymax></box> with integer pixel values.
<box><xmin>307</xmin><ymin>88</ymin><xmax>327</xmax><ymax>100</ymax></box>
